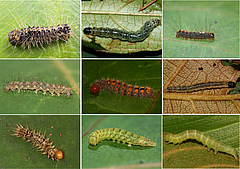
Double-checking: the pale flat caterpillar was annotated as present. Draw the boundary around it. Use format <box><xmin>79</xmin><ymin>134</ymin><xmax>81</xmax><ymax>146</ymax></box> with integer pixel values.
<box><xmin>175</xmin><ymin>30</ymin><xmax>214</xmax><ymax>40</ymax></box>
<box><xmin>90</xmin><ymin>78</ymin><xmax>154</xmax><ymax>98</ymax></box>
<box><xmin>165</xmin><ymin>130</ymin><xmax>239</xmax><ymax>160</ymax></box>
<box><xmin>4</xmin><ymin>81</ymin><xmax>72</xmax><ymax>98</ymax></box>
<box><xmin>13</xmin><ymin>124</ymin><xmax>63</xmax><ymax>161</ymax></box>
<box><xmin>166</xmin><ymin>81</ymin><xmax>236</xmax><ymax>93</ymax></box>
<box><xmin>88</xmin><ymin>128</ymin><xmax>156</xmax><ymax>147</ymax></box>
<box><xmin>83</xmin><ymin>19</ymin><xmax>160</xmax><ymax>42</ymax></box>
<box><xmin>8</xmin><ymin>24</ymin><xmax>71</xmax><ymax>49</ymax></box>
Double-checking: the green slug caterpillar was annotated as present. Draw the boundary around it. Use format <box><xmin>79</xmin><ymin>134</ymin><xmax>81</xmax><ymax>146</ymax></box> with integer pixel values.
<box><xmin>165</xmin><ymin>130</ymin><xmax>239</xmax><ymax>160</ymax></box>
<box><xmin>89</xmin><ymin>128</ymin><xmax>156</xmax><ymax>147</ymax></box>
<box><xmin>13</xmin><ymin>124</ymin><xmax>63</xmax><ymax>161</ymax></box>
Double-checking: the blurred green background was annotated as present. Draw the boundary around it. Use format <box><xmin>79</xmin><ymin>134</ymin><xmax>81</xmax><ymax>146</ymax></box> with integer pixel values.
<box><xmin>0</xmin><ymin>60</ymin><xmax>80</xmax><ymax>114</ymax></box>
<box><xmin>163</xmin><ymin>1</ymin><xmax>239</xmax><ymax>58</ymax></box>
<box><xmin>0</xmin><ymin>0</ymin><xmax>80</xmax><ymax>58</ymax></box>
<box><xmin>82</xmin><ymin>115</ymin><xmax>161</xmax><ymax>168</ymax></box>
<box><xmin>82</xmin><ymin>60</ymin><xmax>161</xmax><ymax>114</ymax></box>
<box><xmin>0</xmin><ymin>115</ymin><xmax>80</xmax><ymax>168</ymax></box>
<box><xmin>163</xmin><ymin>115</ymin><xmax>240</xmax><ymax>168</ymax></box>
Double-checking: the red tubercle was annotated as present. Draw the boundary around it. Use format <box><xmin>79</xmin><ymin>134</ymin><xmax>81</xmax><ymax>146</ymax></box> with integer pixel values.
<box><xmin>91</xmin><ymin>83</ymin><xmax>100</xmax><ymax>94</ymax></box>
<box><xmin>182</xmin><ymin>30</ymin><xmax>185</xmax><ymax>32</ymax></box>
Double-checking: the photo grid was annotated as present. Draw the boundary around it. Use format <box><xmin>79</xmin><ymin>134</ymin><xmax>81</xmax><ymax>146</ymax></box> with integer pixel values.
<box><xmin>0</xmin><ymin>0</ymin><xmax>239</xmax><ymax>169</ymax></box>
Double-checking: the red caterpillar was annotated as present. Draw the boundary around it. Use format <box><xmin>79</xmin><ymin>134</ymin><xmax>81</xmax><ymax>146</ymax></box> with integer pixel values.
<box><xmin>13</xmin><ymin>124</ymin><xmax>63</xmax><ymax>161</ymax></box>
<box><xmin>175</xmin><ymin>30</ymin><xmax>214</xmax><ymax>40</ymax></box>
<box><xmin>90</xmin><ymin>78</ymin><xmax>154</xmax><ymax>98</ymax></box>
<box><xmin>8</xmin><ymin>24</ymin><xmax>71</xmax><ymax>49</ymax></box>
<box><xmin>4</xmin><ymin>81</ymin><xmax>72</xmax><ymax>98</ymax></box>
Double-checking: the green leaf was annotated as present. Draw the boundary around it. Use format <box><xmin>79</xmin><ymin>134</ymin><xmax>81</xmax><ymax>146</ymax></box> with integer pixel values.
<box><xmin>163</xmin><ymin>115</ymin><xmax>240</xmax><ymax>168</ymax></box>
<box><xmin>82</xmin><ymin>115</ymin><xmax>161</xmax><ymax>168</ymax></box>
<box><xmin>163</xmin><ymin>1</ymin><xmax>239</xmax><ymax>58</ymax></box>
<box><xmin>0</xmin><ymin>0</ymin><xmax>80</xmax><ymax>58</ymax></box>
<box><xmin>82</xmin><ymin>0</ymin><xmax>162</xmax><ymax>54</ymax></box>
<box><xmin>0</xmin><ymin>115</ymin><xmax>80</xmax><ymax>168</ymax></box>
<box><xmin>0</xmin><ymin>60</ymin><xmax>80</xmax><ymax>114</ymax></box>
<box><xmin>82</xmin><ymin>60</ymin><xmax>161</xmax><ymax>114</ymax></box>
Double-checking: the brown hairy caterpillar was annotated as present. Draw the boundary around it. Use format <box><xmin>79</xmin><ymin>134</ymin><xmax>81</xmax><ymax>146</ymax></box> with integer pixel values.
<box><xmin>165</xmin><ymin>130</ymin><xmax>239</xmax><ymax>160</ymax></box>
<box><xmin>175</xmin><ymin>30</ymin><xmax>214</xmax><ymax>40</ymax></box>
<box><xmin>8</xmin><ymin>24</ymin><xmax>71</xmax><ymax>49</ymax></box>
<box><xmin>89</xmin><ymin>128</ymin><xmax>156</xmax><ymax>147</ymax></box>
<box><xmin>83</xmin><ymin>19</ymin><xmax>160</xmax><ymax>42</ymax></box>
<box><xmin>13</xmin><ymin>124</ymin><xmax>63</xmax><ymax>161</ymax></box>
<box><xmin>4</xmin><ymin>81</ymin><xmax>72</xmax><ymax>98</ymax></box>
<box><xmin>166</xmin><ymin>81</ymin><xmax>236</xmax><ymax>93</ymax></box>
<box><xmin>90</xmin><ymin>78</ymin><xmax>154</xmax><ymax>98</ymax></box>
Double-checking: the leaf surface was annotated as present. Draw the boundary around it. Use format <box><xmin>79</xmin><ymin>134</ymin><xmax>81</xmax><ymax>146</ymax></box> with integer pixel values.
<box><xmin>163</xmin><ymin>115</ymin><xmax>240</xmax><ymax>168</ymax></box>
<box><xmin>163</xmin><ymin>60</ymin><xmax>240</xmax><ymax>113</ymax></box>
<box><xmin>82</xmin><ymin>0</ymin><xmax>162</xmax><ymax>54</ymax></box>
<box><xmin>82</xmin><ymin>115</ymin><xmax>161</xmax><ymax>168</ymax></box>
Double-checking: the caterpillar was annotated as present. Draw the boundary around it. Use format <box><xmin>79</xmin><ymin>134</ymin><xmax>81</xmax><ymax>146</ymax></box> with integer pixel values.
<box><xmin>13</xmin><ymin>124</ymin><xmax>63</xmax><ymax>161</ymax></box>
<box><xmin>88</xmin><ymin>128</ymin><xmax>156</xmax><ymax>147</ymax></box>
<box><xmin>90</xmin><ymin>78</ymin><xmax>154</xmax><ymax>98</ymax></box>
<box><xmin>166</xmin><ymin>81</ymin><xmax>236</xmax><ymax>93</ymax></box>
<box><xmin>165</xmin><ymin>130</ymin><xmax>239</xmax><ymax>160</ymax></box>
<box><xmin>175</xmin><ymin>30</ymin><xmax>214</xmax><ymax>40</ymax></box>
<box><xmin>8</xmin><ymin>24</ymin><xmax>71</xmax><ymax>49</ymax></box>
<box><xmin>4</xmin><ymin>81</ymin><xmax>72</xmax><ymax>98</ymax></box>
<box><xmin>83</xmin><ymin>19</ymin><xmax>160</xmax><ymax>42</ymax></box>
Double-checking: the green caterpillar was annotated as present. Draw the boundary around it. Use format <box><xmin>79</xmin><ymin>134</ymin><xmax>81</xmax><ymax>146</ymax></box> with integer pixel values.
<box><xmin>165</xmin><ymin>130</ymin><xmax>239</xmax><ymax>160</ymax></box>
<box><xmin>89</xmin><ymin>128</ymin><xmax>156</xmax><ymax>147</ymax></box>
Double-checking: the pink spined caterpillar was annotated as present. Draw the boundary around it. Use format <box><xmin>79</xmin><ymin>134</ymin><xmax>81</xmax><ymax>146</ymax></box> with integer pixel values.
<box><xmin>13</xmin><ymin>124</ymin><xmax>64</xmax><ymax>161</ymax></box>
<box><xmin>90</xmin><ymin>78</ymin><xmax>154</xmax><ymax>98</ymax></box>
<box><xmin>165</xmin><ymin>130</ymin><xmax>239</xmax><ymax>160</ymax></box>
<box><xmin>166</xmin><ymin>81</ymin><xmax>236</xmax><ymax>93</ymax></box>
<box><xmin>83</xmin><ymin>19</ymin><xmax>160</xmax><ymax>42</ymax></box>
<box><xmin>89</xmin><ymin>128</ymin><xmax>156</xmax><ymax>147</ymax></box>
<box><xmin>8</xmin><ymin>24</ymin><xmax>71</xmax><ymax>49</ymax></box>
<box><xmin>4</xmin><ymin>80</ymin><xmax>72</xmax><ymax>98</ymax></box>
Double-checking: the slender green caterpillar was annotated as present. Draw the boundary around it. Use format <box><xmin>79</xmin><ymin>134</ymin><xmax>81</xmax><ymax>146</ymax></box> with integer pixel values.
<box><xmin>165</xmin><ymin>130</ymin><xmax>239</xmax><ymax>160</ymax></box>
<box><xmin>166</xmin><ymin>81</ymin><xmax>236</xmax><ymax>93</ymax></box>
<box><xmin>88</xmin><ymin>128</ymin><xmax>156</xmax><ymax>147</ymax></box>
<box><xmin>83</xmin><ymin>19</ymin><xmax>160</xmax><ymax>42</ymax></box>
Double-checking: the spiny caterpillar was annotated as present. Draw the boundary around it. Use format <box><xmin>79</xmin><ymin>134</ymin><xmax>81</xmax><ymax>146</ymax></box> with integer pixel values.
<box><xmin>4</xmin><ymin>81</ymin><xmax>72</xmax><ymax>98</ymax></box>
<box><xmin>8</xmin><ymin>24</ymin><xmax>71</xmax><ymax>49</ymax></box>
<box><xmin>175</xmin><ymin>30</ymin><xmax>214</xmax><ymax>40</ymax></box>
<box><xmin>83</xmin><ymin>19</ymin><xmax>160</xmax><ymax>42</ymax></box>
<box><xmin>165</xmin><ymin>130</ymin><xmax>239</xmax><ymax>160</ymax></box>
<box><xmin>90</xmin><ymin>78</ymin><xmax>154</xmax><ymax>98</ymax></box>
<box><xmin>13</xmin><ymin>124</ymin><xmax>63</xmax><ymax>161</ymax></box>
<box><xmin>166</xmin><ymin>81</ymin><xmax>236</xmax><ymax>93</ymax></box>
<box><xmin>89</xmin><ymin>128</ymin><xmax>156</xmax><ymax>147</ymax></box>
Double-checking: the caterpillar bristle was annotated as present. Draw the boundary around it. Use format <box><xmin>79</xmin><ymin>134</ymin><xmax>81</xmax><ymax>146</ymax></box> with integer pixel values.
<box><xmin>13</xmin><ymin>124</ymin><xmax>63</xmax><ymax>162</ymax></box>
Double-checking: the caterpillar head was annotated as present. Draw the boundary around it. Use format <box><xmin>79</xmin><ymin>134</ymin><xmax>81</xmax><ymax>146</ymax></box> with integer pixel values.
<box><xmin>165</xmin><ymin>133</ymin><xmax>172</xmax><ymax>142</ymax></box>
<box><xmin>88</xmin><ymin>132</ymin><xmax>99</xmax><ymax>146</ymax></box>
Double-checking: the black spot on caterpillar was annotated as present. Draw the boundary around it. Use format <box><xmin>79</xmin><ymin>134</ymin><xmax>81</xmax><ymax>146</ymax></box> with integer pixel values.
<box><xmin>90</xmin><ymin>78</ymin><xmax>154</xmax><ymax>98</ymax></box>
<box><xmin>83</xmin><ymin>19</ymin><xmax>160</xmax><ymax>42</ymax></box>
<box><xmin>89</xmin><ymin>128</ymin><xmax>156</xmax><ymax>147</ymax></box>
<box><xmin>4</xmin><ymin>81</ymin><xmax>72</xmax><ymax>98</ymax></box>
<box><xmin>165</xmin><ymin>130</ymin><xmax>239</xmax><ymax>160</ymax></box>
<box><xmin>166</xmin><ymin>81</ymin><xmax>236</xmax><ymax>93</ymax></box>
<box><xmin>8</xmin><ymin>24</ymin><xmax>71</xmax><ymax>49</ymax></box>
<box><xmin>175</xmin><ymin>30</ymin><xmax>214</xmax><ymax>40</ymax></box>
<box><xmin>13</xmin><ymin>124</ymin><xmax>63</xmax><ymax>161</ymax></box>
